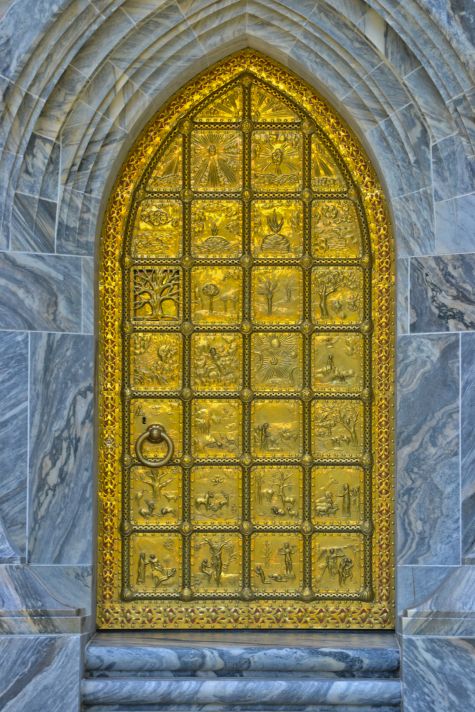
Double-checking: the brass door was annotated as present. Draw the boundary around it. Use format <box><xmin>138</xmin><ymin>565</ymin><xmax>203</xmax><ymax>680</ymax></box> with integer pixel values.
<box><xmin>97</xmin><ymin>51</ymin><xmax>394</xmax><ymax>629</ymax></box>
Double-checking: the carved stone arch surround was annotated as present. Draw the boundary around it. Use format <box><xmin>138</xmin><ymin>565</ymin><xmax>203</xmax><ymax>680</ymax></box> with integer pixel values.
<box><xmin>0</xmin><ymin>0</ymin><xmax>473</xmax><ymax>707</ymax></box>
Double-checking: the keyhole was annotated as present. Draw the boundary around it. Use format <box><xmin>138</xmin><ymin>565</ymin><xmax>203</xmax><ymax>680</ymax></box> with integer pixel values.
<box><xmin>142</xmin><ymin>416</ymin><xmax>147</xmax><ymax>425</ymax></box>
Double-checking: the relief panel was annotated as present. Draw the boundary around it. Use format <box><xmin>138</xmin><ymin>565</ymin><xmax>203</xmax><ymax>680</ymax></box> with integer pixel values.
<box><xmin>312</xmin><ymin>333</ymin><xmax>364</xmax><ymax>394</ymax></box>
<box><xmin>191</xmin><ymin>399</ymin><xmax>242</xmax><ymax>460</ymax></box>
<box><xmin>252</xmin><ymin>267</ymin><xmax>303</xmax><ymax>325</ymax></box>
<box><xmin>252</xmin><ymin>533</ymin><xmax>303</xmax><ymax>594</ymax></box>
<box><xmin>130</xmin><ymin>465</ymin><xmax>181</xmax><ymax>526</ymax></box>
<box><xmin>252</xmin><ymin>130</ymin><xmax>302</xmax><ymax>192</ymax></box>
<box><xmin>130</xmin><ymin>398</ymin><xmax>182</xmax><ymax>459</ymax></box>
<box><xmin>191</xmin><ymin>200</ymin><xmax>242</xmax><ymax>257</ymax></box>
<box><xmin>191</xmin><ymin>534</ymin><xmax>242</xmax><ymax>593</ymax></box>
<box><xmin>132</xmin><ymin>266</ymin><xmax>181</xmax><ymax>322</ymax></box>
<box><xmin>312</xmin><ymin>200</ymin><xmax>362</xmax><ymax>259</ymax></box>
<box><xmin>311</xmin><ymin>136</ymin><xmax>347</xmax><ymax>193</ymax></box>
<box><xmin>251</xmin><ymin>84</ymin><xmax>299</xmax><ymax>122</ymax></box>
<box><xmin>146</xmin><ymin>136</ymin><xmax>182</xmax><ymax>192</ymax></box>
<box><xmin>191</xmin><ymin>333</ymin><xmax>242</xmax><ymax>392</ymax></box>
<box><xmin>130</xmin><ymin>533</ymin><xmax>182</xmax><ymax>595</ymax></box>
<box><xmin>251</xmin><ymin>200</ymin><xmax>303</xmax><ymax>258</ymax></box>
<box><xmin>132</xmin><ymin>199</ymin><xmax>182</xmax><ymax>258</ymax></box>
<box><xmin>312</xmin><ymin>466</ymin><xmax>364</xmax><ymax>524</ymax></box>
<box><xmin>191</xmin><ymin>130</ymin><xmax>242</xmax><ymax>192</ymax></box>
<box><xmin>251</xmin><ymin>399</ymin><xmax>303</xmax><ymax>459</ymax></box>
<box><xmin>251</xmin><ymin>332</ymin><xmax>302</xmax><ymax>392</ymax></box>
<box><xmin>312</xmin><ymin>266</ymin><xmax>364</xmax><ymax>325</ymax></box>
<box><xmin>192</xmin><ymin>267</ymin><xmax>242</xmax><ymax>325</ymax></box>
<box><xmin>195</xmin><ymin>85</ymin><xmax>243</xmax><ymax>122</ymax></box>
<box><xmin>313</xmin><ymin>534</ymin><xmax>364</xmax><ymax>595</ymax></box>
<box><xmin>312</xmin><ymin>400</ymin><xmax>364</xmax><ymax>460</ymax></box>
<box><xmin>251</xmin><ymin>466</ymin><xmax>302</xmax><ymax>524</ymax></box>
<box><xmin>191</xmin><ymin>466</ymin><xmax>241</xmax><ymax>525</ymax></box>
<box><xmin>130</xmin><ymin>333</ymin><xmax>182</xmax><ymax>392</ymax></box>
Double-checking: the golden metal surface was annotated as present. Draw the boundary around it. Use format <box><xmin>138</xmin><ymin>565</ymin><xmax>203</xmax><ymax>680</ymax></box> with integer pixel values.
<box><xmin>97</xmin><ymin>50</ymin><xmax>395</xmax><ymax>629</ymax></box>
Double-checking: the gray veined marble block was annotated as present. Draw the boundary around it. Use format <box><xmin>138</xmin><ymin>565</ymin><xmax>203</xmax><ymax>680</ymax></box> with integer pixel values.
<box><xmin>435</xmin><ymin>192</ymin><xmax>475</xmax><ymax>255</ymax></box>
<box><xmin>16</xmin><ymin>132</ymin><xmax>60</xmax><ymax>201</ymax></box>
<box><xmin>0</xmin><ymin>635</ymin><xmax>82</xmax><ymax>712</ymax></box>
<box><xmin>392</xmin><ymin>187</ymin><xmax>435</xmax><ymax>258</ymax></box>
<box><xmin>10</xmin><ymin>191</ymin><xmax>57</xmax><ymax>253</ymax></box>
<box><xmin>0</xmin><ymin>251</ymin><xmax>82</xmax><ymax>331</ymax></box>
<box><xmin>462</xmin><ymin>332</ymin><xmax>475</xmax><ymax>561</ymax></box>
<box><xmin>81</xmin><ymin>676</ymin><xmax>402</xmax><ymax>707</ymax></box>
<box><xmin>402</xmin><ymin>637</ymin><xmax>475</xmax><ymax>712</ymax></box>
<box><xmin>397</xmin><ymin>334</ymin><xmax>460</xmax><ymax>565</ymax></box>
<box><xmin>397</xmin><ymin>258</ymin><xmax>409</xmax><ymax>334</ymax></box>
<box><xmin>28</xmin><ymin>332</ymin><xmax>94</xmax><ymax>564</ymax></box>
<box><xmin>410</xmin><ymin>253</ymin><xmax>475</xmax><ymax>332</ymax></box>
<box><xmin>0</xmin><ymin>330</ymin><xmax>28</xmax><ymax>560</ymax></box>
<box><xmin>82</xmin><ymin>256</ymin><xmax>94</xmax><ymax>335</ymax></box>
<box><xmin>432</xmin><ymin>134</ymin><xmax>475</xmax><ymax>202</ymax></box>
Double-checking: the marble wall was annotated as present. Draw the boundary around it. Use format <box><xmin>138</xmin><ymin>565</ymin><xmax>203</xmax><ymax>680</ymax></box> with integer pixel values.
<box><xmin>0</xmin><ymin>1</ymin><xmax>473</xmax><ymax>710</ymax></box>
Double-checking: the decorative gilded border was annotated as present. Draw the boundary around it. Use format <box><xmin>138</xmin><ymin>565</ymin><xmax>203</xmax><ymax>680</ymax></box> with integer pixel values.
<box><xmin>97</xmin><ymin>50</ymin><xmax>395</xmax><ymax>629</ymax></box>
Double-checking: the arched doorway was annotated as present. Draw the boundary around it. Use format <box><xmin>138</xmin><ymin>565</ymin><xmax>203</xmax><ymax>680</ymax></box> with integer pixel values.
<box><xmin>97</xmin><ymin>50</ymin><xmax>394</xmax><ymax>630</ymax></box>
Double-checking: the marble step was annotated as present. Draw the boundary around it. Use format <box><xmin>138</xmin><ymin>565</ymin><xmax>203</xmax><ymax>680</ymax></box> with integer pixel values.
<box><xmin>81</xmin><ymin>677</ymin><xmax>401</xmax><ymax>708</ymax></box>
<box><xmin>85</xmin><ymin>706</ymin><xmax>401</xmax><ymax>712</ymax></box>
<box><xmin>86</xmin><ymin>632</ymin><xmax>400</xmax><ymax>679</ymax></box>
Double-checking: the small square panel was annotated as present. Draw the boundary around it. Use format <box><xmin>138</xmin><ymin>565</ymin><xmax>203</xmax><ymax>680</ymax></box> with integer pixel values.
<box><xmin>251</xmin><ymin>200</ymin><xmax>303</xmax><ymax>258</ymax></box>
<box><xmin>147</xmin><ymin>135</ymin><xmax>182</xmax><ymax>192</ymax></box>
<box><xmin>251</xmin><ymin>84</ymin><xmax>299</xmax><ymax>122</ymax></box>
<box><xmin>312</xmin><ymin>466</ymin><xmax>364</xmax><ymax>524</ymax></box>
<box><xmin>252</xmin><ymin>267</ymin><xmax>303</xmax><ymax>325</ymax></box>
<box><xmin>194</xmin><ymin>85</ymin><xmax>243</xmax><ymax>122</ymax></box>
<box><xmin>311</xmin><ymin>136</ymin><xmax>347</xmax><ymax>193</ymax></box>
<box><xmin>191</xmin><ymin>200</ymin><xmax>242</xmax><ymax>257</ymax></box>
<box><xmin>312</xmin><ymin>200</ymin><xmax>362</xmax><ymax>259</ymax></box>
<box><xmin>251</xmin><ymin>399</ymin><xmax>303</xmax><ymax>459</ymax></box>
<box><xmin>312</xmin><ymin>400</ymin><xmax>364</xmax><ymax>460</ymax></box>
<box><xmin>313</xmin><ymin>533</ymin><xmax>364</xmax><ymax>594</ymax></box>
<box><xmin>192</xmin><ymin>267</ymin><xmax>242</xmax><ymax>325</ymax></box>
<box><xmin>251</xmin><ymin>332</ymin><xmax>302</xmax><ymax>392</ymax></box>
<box><xmin>191</xmin><ymin>466</ymin><xmax>241</xmax><ymax>525</ymax></box>
<box><xmin>312</xmin><ymin>333</ymin><xmax>364</xmax><ymax>394</ymax></box>
<box><xmin>130</xmin><ymin>333</ymin><xmax>182</xmax><ymax>392</ymax></box>
<box><xmin>251</xmin><ymin>533</ymin><xmax>303</xmax><ymax>594</ymax></box>
<box><xmin>130</xmin><ymin>533</ymin><xmax>182</xmax><ymax>595</ymax></box>
<box><xmin>192</xmin><ymin>399</ymin><xmax>242</xmax><ymax>459</ymax></box>
<box><xmin>252</xmin><ymin>130</ymin><xmax>302</xmax><ymax>192</ymax></box>
<box><xmin>191</xmin><ymin>130</ymin><xmax>242</xmax><ymax>192</ymax></box>
<box><xmin>132</xmin><ymin>199</ymin><xmax>182</xmax><ymax>258</ymax></box>
<box><xmin>191</xmin><ymin>533</ymin><xmax>242</xmax><ymax>593</ymax></box>
<box><xmin>191</xmin><ymin>333</ymin><xmax>242</xmax><ymax>392</ymax></box>
<box><xmin>130</xmin><ymin>398</ymin><xmax>182</xmax><ymax>459</ymax></box>
<box><xmin>130</xmin><ymin>465</ymin><xmax>181</xmax><ymax>526</ymax></box>
<box><xmin>132</xmin><ymin>266</ymin><xmax>181</xmax><ymax>322</ymax></box>
<box><xmin>251</xmin><ymin>466</ymin><xmax>302</xmax><ymax>525</ymax></box>
<box><xmin>312</xmin><ymin>266</ymin><xmax>363</xmax><ymax>325</ymax></box>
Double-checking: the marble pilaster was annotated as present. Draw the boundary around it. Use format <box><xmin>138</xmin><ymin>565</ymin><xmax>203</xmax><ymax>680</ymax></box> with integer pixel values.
<box><xmin>461</xmin><ymin>333</ymin><xmax>475</xmax><ymax>562</ymax></box>
<box><xmin>0</xmin><ymin>330</ymin><xmax>28</xmax><ymax>560</ymax></box>
<box><xmin>28</xmin><ymin>332</ymin><xmax>94</xmax><ymax>564</ymax></box>
<box><xmin>397</xmin><ymin>334</ymin><xmax>460</xmax><ymax>565</ymax></box>
<box><xmin>0</xmin><ymin>634</ymin><xmax>82</xmax><ymax>712</ymax></box>
<box><xmin>402</xmin><ymin>637</ymin><xmax>475</xmax><ymax>712</ymax></box>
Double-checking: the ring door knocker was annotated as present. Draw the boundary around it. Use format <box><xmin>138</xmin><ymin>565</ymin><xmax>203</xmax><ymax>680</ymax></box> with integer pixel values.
<box><xmin>135</xmin><ymin>424</ymin><xmax>174</xmax><ymax>468</ymax></box>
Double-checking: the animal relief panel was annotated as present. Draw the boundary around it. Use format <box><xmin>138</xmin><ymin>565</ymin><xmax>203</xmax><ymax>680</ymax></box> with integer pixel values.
<box><xmin>97</xmin><ymin>51</ymin><xmax>394</xmax><ymax>629</ymax></box>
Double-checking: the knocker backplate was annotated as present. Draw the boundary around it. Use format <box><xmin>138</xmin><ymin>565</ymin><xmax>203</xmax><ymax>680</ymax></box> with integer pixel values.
<box><xmin>97</xmin><ymin>50</ymin><xmax>395</xmax><ymax>630</ymax></box>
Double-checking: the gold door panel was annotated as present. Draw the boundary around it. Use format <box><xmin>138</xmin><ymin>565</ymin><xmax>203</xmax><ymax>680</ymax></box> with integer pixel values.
<box><xmin>97</xmin><ymin>51</ymin><xmax>394</xmax><ymax>629</ymax></box>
